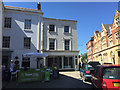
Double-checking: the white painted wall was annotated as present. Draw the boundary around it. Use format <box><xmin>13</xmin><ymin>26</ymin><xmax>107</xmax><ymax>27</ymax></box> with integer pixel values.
<box><xmin>43</xmin><ymin>18</ymin><xmax>78</xmax><ymax>51</ymax></box>
<box><xmin>2</xmin><ymin>8</ymin><xmax>42</xmax><ymax>68</ymax></box>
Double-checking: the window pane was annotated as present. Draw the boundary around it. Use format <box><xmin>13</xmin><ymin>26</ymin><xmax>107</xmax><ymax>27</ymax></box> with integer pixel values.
<box><xmin>49</xmin><ymin>25</ymin><xmax>55</xmax><ymax>31</ymax></box>
<box><xmin>49</xmin><ymin>39</ymin><xmax>55</xmax><ymax>50</ymax></box>
<box><xmin>24</xmin><ymin>37</ymin><xmax>31</xmax><ymax>49</ymax></box>
<box><xmin>2</xmin><ymin>36</ymin><xmax>10</xmax><ymax>48</ymax></box>
<box><xmin>64</xmin><ymin>56</ymin><xmax>68</xmax><ymax>68</ymax></box>
<box><xmin>65</xmin><ymin>40</ymin><xmax>70</xmax><ymax>50</ymax></box>
<box><xmin>64</xmin><ymin>26</ymin><xmax>69</xmax><ymax>32</ymax></box>
<box><xmin>25</xmin><ymin>19</ymin><xmax>31</xmax><ymax>29</ymax></box>
<box><xmin>4</xmin><ymin>17</ymin><xmax>11</xmax><ymax>28</ymax></box>
<box><xmin>69</xmin><ymin>57</ymin><xmax>73</xmax><ymax>68</ymax></box>
<box><xmin>102</xmin><ymin>67</ymin><xmax>120</xmax><ymax>79</ymax></box>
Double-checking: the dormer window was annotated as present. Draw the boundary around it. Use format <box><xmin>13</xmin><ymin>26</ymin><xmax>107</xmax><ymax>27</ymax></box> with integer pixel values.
<box><xmin>24</xmin><ymin>19</ymin><xmax>31</xmax><ymax>29</ymax></box>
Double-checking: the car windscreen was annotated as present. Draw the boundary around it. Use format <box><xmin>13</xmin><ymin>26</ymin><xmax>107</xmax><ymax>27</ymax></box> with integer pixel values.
<box><xmin>88</xmin><ymin>62</ymin><xmax>100</xmax><ymax>68</ymax></box>
<box><xmin>102</xmin><ymin>67</ymin><xmax>120</xmax><ymax>79</ymax></box>
<box><xmin>87</xmin><ymin>64</ymin><xmax>94</xmax><ymax>70</ymax></box>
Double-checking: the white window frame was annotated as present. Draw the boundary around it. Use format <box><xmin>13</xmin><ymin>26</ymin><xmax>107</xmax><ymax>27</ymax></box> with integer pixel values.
<box><xmin>49</xmin><ymin>38</ymin><xmax>56</xmax><ymax>50</ymax></box>
<box><xmin>64</xmin><ymin>26</ymin><xmax>71</xmax><ymax>33</ymax></box>
<box><xmin>4</xmin><ymin>17</ymin><xmax>12</xmax><ymax>28</ymax></box>
<box><xmin>24</xmin><ymin>37</ymin><xmax>31</xmax><ymax>49</ymax></box>
<box><xmin>24</xmin><ymin>19</ymin><xmax>31</xmax><ymax>30</ymax></box>
<box><xmin>64</xmin><ymin>39</ymin><xmax>70</xmax><ymax>50</ymax></box>
<box><xmin>49</xmin><ymin>24</ymin><xmax>56</xmax><ymax>32</ymax></box>
<box><xmin>2</xmin><ymin>36</ymin><xmax>10</xmax><ymax>48</ymax></box>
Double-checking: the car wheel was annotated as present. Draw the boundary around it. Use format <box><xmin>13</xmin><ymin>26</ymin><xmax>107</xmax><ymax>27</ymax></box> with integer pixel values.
<box><xmin>91</xmin><ymin>82</ymin><xmax>95</xmax><ymax>89</ymax></box>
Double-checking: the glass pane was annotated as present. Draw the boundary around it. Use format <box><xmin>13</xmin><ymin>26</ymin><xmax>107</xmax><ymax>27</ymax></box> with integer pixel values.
<box><xmin>64</xmin><ymin>26</ymin><xmax>69</xmax><ymax>32</ymax></box>
<box><xmin>102</xmin><ymin>67</ymin><xmax>120</xmax><ymax>79</ymax></box>
<box><xmin>64</xmin><ymin>56</ymin><xmax>68</xmax><ymax>68</ymax></box>
<box><xmin>69</xmin><ymin>57</ymin><xmax>73</xmax><ymax>68</ymax></box>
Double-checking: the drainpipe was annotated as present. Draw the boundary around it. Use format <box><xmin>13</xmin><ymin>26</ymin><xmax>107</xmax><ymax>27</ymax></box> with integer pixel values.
<box><xmin>37</xmin><ymin>15</ymin><xmax>40</xmax><ymax>52</ymax></box>
<box><xmin>41</xmin><ymin>21</ymin><xmax>44</xmax><ymax>53</ymax></box>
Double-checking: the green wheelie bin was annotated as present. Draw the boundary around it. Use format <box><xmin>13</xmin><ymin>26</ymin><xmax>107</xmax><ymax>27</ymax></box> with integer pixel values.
<box><xmin>45</xmin><ymin>70</ymin><xmax>50</xmax><ymax>82</ymax></box>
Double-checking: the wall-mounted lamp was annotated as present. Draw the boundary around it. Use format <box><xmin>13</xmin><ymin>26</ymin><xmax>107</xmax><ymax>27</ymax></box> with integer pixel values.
<box><xmin>11</xmin><ymin>60</ymin><xmax>14</xmax><ymax>63</ymax></box>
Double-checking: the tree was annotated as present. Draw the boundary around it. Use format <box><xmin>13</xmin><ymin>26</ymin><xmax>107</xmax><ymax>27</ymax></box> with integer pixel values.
<box><xmin>81</xmin><ymin>53</ymin><xmax>87</xmax><ymax>63</ymax></box>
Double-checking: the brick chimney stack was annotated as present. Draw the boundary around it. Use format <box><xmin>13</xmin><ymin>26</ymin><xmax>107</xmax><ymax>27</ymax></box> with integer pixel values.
<box><xmin>37</xmin><ymin>2</ymin><xmax>41</xmax><ymax>10</ymax></box>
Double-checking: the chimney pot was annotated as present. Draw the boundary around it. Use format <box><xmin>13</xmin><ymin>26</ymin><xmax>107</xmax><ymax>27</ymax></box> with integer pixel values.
<box><xmin>37</xmin><ymin>2</ymin><xmax>41</xmax><ymax>10</ymax></box>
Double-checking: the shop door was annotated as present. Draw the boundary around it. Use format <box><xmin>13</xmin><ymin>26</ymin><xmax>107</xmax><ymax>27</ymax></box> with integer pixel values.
<box><xmin>2</xmin><ymin>56</ymin><xmax>9</xmax><ymax>68</ymax></box>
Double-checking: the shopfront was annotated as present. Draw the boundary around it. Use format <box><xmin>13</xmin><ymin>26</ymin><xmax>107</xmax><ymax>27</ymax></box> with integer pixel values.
<box><xmin>46</xmin><ymin>55</ymin><xmax>78</xmax><ymax>70</ymax></box>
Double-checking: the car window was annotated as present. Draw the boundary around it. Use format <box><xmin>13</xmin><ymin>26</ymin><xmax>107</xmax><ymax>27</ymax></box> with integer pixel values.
<box><xmin>102</xmin><ymin>67</ymin><xmax>120</xmax><ymax>79</ymax></box>
<box><xmin>87</xmin><ymin>64</ymin><xmax>94</xmax><ymax>70</ymax></box>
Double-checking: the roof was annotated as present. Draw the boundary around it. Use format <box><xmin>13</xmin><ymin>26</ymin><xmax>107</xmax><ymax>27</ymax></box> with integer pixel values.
<box><xmin>97</xmin><ymin>64</ymin><xmax>120</xmax><ymax>68</ymax></box>
<box><xmin>103</xmin><ymin>24</ymin><xmax>112</xmax><ymax>34</ymax></box>
<box><xmin>43</xmin><ymin>17</ymin><xmax>77</xmax><ymax>22</ymax></box>
<box><xmin>4</xmin><ymin>6</ymin><xmax>43</xmax><ymax>14</ymax></box>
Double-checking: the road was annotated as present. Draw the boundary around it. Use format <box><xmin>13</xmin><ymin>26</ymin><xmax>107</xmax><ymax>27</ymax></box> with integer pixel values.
<box><xmin>2</xmin><ymin>71</ymin><xmax>92</xmax><ymax>89</ymax></box>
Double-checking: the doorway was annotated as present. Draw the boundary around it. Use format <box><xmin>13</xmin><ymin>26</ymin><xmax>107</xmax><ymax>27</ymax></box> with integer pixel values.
<box><xmin>2</xmin><ymin>56</ymin><xmax>9</xmax><ymax>68</ymax></box>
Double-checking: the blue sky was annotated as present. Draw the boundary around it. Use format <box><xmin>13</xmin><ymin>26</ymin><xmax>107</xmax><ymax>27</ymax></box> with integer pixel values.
<box><xmin>3</xmin><ymin>2</ymin><xmax>118</xmax><ymax>54</ymax></box>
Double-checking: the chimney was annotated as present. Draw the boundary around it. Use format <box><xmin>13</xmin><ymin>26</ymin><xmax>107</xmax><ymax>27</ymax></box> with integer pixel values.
<box><xmin>91</xmin><ymin>36</ymin><xmax>93</xmax><ymax>39</ymax></box>
<box><xmin>37</xmin><ymin>2</ymin><xmax>41</xmax><ymax>10</ymax></box>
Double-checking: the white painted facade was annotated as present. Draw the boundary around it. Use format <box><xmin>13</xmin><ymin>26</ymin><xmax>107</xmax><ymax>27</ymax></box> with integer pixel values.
<box><xmin>1</xmin><ymin>3</ymin><xmax>79</xmax><ymax>70</ymax></box>
<box><xmin>2</xmin><ymin>6</ymin><xmax>43</xmax><ymax>68</ymax></box>
<box><xmin>43</xmin><ymin>18</ymin><xmax>79</xmax><ymax>70</ymax></box>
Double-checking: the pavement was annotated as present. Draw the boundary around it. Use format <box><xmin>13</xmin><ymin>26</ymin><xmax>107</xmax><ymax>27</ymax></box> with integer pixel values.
<box><xmin>2</xmin><ymin>71</ymin><xmax>92</xmax><ymax>89</ymax></box>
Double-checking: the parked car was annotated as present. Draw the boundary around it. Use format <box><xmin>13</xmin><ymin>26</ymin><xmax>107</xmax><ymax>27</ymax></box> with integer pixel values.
<box><xmin>80</xmin><ymin>61</ymin><xmax>100</xmax><ymax>82</ymax></box>
<box><xmin>91</xmin><ymin>64</ymin><xmax>120</xmax><ymax>89</ymax></box>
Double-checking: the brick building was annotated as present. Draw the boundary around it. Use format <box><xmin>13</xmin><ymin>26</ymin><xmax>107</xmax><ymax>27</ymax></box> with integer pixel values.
<box><xmin>86</xmin><ymin>10</ymin><xmax>120</xmax><ymax>64</ymax></box>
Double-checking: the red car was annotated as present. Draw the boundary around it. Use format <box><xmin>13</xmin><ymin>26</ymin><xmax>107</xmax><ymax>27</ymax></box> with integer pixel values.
<box><xmin>91</xmin><ymin>64</ymin><xmax>120</xmax><ymax>89</ymax></box>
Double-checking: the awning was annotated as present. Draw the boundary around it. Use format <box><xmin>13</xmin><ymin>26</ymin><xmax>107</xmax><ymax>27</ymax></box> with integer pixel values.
<box><xmin>23</xmin><ymin>52</ymin><xmax>48</xmax><ymax>58</ymax></box>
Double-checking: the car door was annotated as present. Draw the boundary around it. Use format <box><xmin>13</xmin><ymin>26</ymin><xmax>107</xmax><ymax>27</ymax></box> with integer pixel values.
<box><xmin>92</xmin><ymin>66</ymin><xmax>100</xmax><ymax>88</ymax></box>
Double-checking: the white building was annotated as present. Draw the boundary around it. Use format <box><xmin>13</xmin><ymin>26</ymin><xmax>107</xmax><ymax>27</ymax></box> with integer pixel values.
<box><xmin>1</xmin><ymin>1</ymin><xmax>79</xmax><ymax>70</ymax></box>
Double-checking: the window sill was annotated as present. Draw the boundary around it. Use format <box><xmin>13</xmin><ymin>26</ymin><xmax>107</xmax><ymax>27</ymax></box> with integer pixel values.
<box><xmin>4</xmin><ymin>27</ymin><xmax>11</xmax><ymax>29</ymax></box>
<box><xmin>2</xmin><ymin>48</ymin><xmax>10</xmax><ymax>49</ymax></box>
<box><xmin>64</xmin><ymin>32</ymin><xmax>71</xmax><ymax>34</ymax></box>
<box><xmin>24</xmin><ymin>48</ymin><xmax>31</xmax><ymax>50</ymax></box>
<box><xmin>49</xmin><ymin>31</ymin><xmax>56</xmax><ymax>33</ymax></box>
<box><xmin>24</xmin><ymin>29</ymin><xmax>32</xmax><ymax>31</ymax></box>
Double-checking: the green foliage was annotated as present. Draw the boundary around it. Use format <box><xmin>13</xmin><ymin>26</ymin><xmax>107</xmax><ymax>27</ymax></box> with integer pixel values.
<box><xmin>81</xmin><ymin>53</ymin><xmax>87</xmax><ymax>63</ymax></box>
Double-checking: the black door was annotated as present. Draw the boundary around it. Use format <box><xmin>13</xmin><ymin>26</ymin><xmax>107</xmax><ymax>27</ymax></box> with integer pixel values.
<box><xmin>2</xmin><ymin>56</ymin><xmax>9</xmax><ymax>68</ymax></box>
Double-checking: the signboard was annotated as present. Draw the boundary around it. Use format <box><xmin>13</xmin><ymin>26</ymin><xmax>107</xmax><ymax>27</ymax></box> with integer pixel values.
<box><xmin>18</xmin><ymin>70</ymin><xmax>41</xmax><ymax>83</ymax></box>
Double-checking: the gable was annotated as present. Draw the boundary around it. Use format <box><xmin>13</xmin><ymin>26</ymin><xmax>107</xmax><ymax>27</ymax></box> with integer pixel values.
<box><xmin>111</xmin><ymin>19</ymin><xmax>117</xmax><ymax>30</ymax></box>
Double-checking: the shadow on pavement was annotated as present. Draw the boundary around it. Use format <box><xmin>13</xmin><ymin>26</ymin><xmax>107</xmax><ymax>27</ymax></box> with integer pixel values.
<box><xmin>2</xmin><ymin>74</ymin><xmax>93</xmax><ymax>89</ymax></box>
